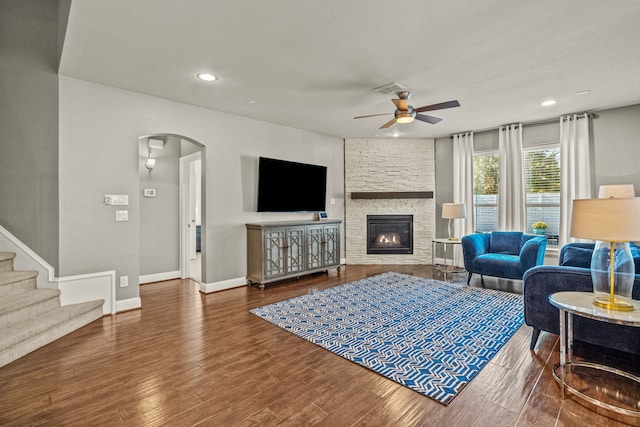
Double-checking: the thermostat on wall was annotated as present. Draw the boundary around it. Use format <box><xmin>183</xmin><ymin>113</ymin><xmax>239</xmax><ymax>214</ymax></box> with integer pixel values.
<box><xmin>143</xmin><ymin>188</ymin><xmax>156</xmax><ymax>198</ymax></box>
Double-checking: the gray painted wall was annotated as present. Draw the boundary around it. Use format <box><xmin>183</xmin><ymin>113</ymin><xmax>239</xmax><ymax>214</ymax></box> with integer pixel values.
<box><xmin>434</xmin><ymin>106</ymin><xmax>640</xmax><ymax>245</ymax></box>
<box><xmin>593</xmin><ymin>103</ymin><xmax>640</xmax><ymax>193</ymax></box>
<box><xmin>58</xmin><ymin>76</ymin><xmax>345</xmax><ymax>301</ymax></box>
<box><xmin>0</xmin><ymin>0</ymin><xmax>60</xmax><ymax>270</ymax></box>
<box><xmin>139</xmin><ymin>136</ymin><xmax>181</xmax><ymax>276</ymax></box>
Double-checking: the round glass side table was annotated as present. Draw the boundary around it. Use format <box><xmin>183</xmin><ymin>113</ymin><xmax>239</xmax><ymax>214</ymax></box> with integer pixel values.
<box><xmin>549</xmin><ymin>291</ymin><xmax>640</xmax><ymax>417</ymax></box>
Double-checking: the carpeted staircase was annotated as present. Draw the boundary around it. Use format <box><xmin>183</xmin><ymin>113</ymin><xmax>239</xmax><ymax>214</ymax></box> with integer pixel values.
<box><xmin>0</xmin><ymin>252</ymin><xmax>104</xmax><ymax>368</ymax></box>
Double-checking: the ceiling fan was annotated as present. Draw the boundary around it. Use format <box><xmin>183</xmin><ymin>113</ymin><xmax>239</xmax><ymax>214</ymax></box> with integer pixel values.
<box><xmin>354</xmin><ymin>91</ymin><xmax>460</xmax><ymax>129</ymax></box>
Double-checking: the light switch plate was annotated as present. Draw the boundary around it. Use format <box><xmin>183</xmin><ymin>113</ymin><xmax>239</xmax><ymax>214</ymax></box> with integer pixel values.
<box><xmin>143</xmin><ymin>188</ymin><xmax>156</xmax><ymax>197</ymax></box>
<box><xmin>104</xmin><ymin>194</ymin><xmax>129</xmax><ymax>206</ymax></box>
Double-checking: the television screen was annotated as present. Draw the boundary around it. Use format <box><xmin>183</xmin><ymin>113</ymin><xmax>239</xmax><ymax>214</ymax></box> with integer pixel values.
<box><xmin>257</xmin><ymin>157</ymin><xmax>327</xmax><ymax>212</ymax></box>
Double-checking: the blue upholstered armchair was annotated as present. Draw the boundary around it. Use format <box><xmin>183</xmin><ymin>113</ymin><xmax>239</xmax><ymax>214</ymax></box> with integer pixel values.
<box><xmin>523</xmin><ymin>242</ymin><xmax>640</xmax><ymax>353</ymax></box>
<box><xmin>461</xmin><ymin>231</ymin><xmax>547</xmax><ymax>285</ymax></box>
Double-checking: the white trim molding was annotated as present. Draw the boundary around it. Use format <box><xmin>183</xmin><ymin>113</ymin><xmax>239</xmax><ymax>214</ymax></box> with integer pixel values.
<box><xmin>0</xmin><ymin>224</ymin><xmax>116</xmax><ymax>315</ymax></box>
<box><xmin>199</xmin><ymin>276</ymin><xmax>247</xmax><ymax>294</ymax></box>
<box><xmin>116</xmin><ymin>297</ymin><xmax>142</xmax><ymax>312</ymax></box>
<box><xmin>58</xmin><ymin>271</ymin><xmax>116</xmax><ymax>315</ymax></box>
<box><xmin>140</xmin><ymin>270</ymin><xmax>181</xmax><ymax>284</ymax></box>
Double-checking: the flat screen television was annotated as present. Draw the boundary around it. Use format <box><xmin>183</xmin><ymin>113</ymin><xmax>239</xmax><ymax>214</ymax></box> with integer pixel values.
<box><xmin>257</xmin><ymin>157</ymin><xmax>327</xmax><ymax>212</ymax></box>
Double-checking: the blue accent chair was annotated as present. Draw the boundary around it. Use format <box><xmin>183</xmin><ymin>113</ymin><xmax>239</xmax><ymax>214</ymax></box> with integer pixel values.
<box><xmin>461</xmin><ymin>231</ymin><xmax>547</xmax><ymax>285</ymax></box>
<box><xmin>523</xmin><ymin>242</ymin><xmax>640</xmax><ymax>353</ymax></box>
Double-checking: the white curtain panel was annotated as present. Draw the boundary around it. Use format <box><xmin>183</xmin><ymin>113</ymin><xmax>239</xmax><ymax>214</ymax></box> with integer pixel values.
<box><xmin>498</xmin><ymin>124</ymin><xmax>525</xmax><ymax>231</ymax></box>
<box><xmin>452</xmin><ymin>132</ymin><xmax>474</xmax><ymax>237</ymax></box>
<box><xmin>559</xmin><ymin>113</ymin><xmax>592</xmax><ymax>247</ymax></box>
<box><xmin>452</xmin><ymin>132</ymin><xmax>474</xmax><ymax>267</ymax></box>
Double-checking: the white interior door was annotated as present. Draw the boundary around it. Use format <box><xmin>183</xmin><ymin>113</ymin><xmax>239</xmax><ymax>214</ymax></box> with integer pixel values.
<box><xmin>188</xmin><ymin>161</ymin><xmax>198</xmax><ymax>260</ymax></box>
<box><xmin>180</xmin><ymin>151</ymin><xmax>202</xmax><ymax>280</ymax></box>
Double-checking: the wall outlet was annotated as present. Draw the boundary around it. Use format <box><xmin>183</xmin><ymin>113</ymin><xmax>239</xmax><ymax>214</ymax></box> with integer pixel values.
<box><xmin>119</xmin><ymin>276</ymin><xmax>129</xmax><ymax>287</ymax></box>
<box><xmin>115</xmin><ymin>210</ymin><xmax>128</xmax><ymax>221</ymax></box>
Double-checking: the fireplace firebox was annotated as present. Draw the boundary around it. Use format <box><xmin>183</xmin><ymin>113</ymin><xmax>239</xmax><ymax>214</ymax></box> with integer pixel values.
<box><xmin>367</xmin><ymin>215</ymin><xmax>413</xmax><ymax>255</ymax></box>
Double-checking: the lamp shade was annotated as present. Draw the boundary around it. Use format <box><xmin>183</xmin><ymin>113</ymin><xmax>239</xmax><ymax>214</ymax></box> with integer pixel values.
<box><xmin>570</xmin><ymin>198</ymin><xmax>640</xmax><ymax>242</ymax></box>
<box><xmin>598</xmin><ymin>184</ymin><xmax>635</xmax><ymax>199</ymax></box>
<box><xmin>442</xmin><ymin>203</ymin><xmax>467</xmax><ymax>219</ymax></box>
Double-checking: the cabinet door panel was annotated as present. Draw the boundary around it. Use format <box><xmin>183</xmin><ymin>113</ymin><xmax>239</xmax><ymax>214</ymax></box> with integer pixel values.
<box><xmin>323</xmin><ymin>225</ymin><xmax>340</xmax><ymax>267</ymax></box>
<box><xmin>307</xmin><ymin>226</ymin><xmax>324</xmax><ymax>270</ymax></box>
<box><xmin>286</xmin><ymin>227</ymin><xmax>306</xmax><ymax>274</ymax></box>
<box><xmin>263</xmin><ymin>229</ymin><xmax>286</xmax><ymax>279</ymax></box>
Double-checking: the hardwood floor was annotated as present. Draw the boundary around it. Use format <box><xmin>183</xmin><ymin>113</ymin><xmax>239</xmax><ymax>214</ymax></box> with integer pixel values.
<box><xmin>0</xmin><ymin>265</ymin><xmax>638</xmax><ymax>426</ymax></box>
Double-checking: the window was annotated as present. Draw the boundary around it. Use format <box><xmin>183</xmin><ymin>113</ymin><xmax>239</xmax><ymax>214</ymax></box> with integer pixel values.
<box><xmin>473</xmin><ymin>152</ymin><xmax>499</xmax><ymax>233</ymax></box>
<box><xmin>524</xmin><ymin>146</ymin><xmax>560</xmax><ymax>246</ymax></box>
<box><xmin>472</xmin><ymin>145</ymin><xmax>561</xmax><ymax>246</ymax></box>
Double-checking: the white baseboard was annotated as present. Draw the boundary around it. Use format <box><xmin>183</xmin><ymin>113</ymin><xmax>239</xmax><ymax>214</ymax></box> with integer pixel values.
<box><xmin>140</xmin><ymin>270</ymin><xmax>181</xmax><ymax>284</ymax></box>
<box><xmin>116</xmin><ymin>297</ymin><xmax>142</xmax><ymax>312</ymax></box>
<box><xmin>199</xmin><ymin>276</ymin><xmax>247</xmax><ymax>294</ymax></box>
<box><xmin>340</xmin><ymin>257</ymin><xmax>346</xmax><ymax>265</ymax></box>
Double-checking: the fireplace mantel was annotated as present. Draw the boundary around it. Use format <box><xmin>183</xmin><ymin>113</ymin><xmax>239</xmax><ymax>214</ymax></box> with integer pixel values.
<box><xmin>350</xmin><ymin>191</ymin><xmax>433</xmax><ymax>200</ymax></box>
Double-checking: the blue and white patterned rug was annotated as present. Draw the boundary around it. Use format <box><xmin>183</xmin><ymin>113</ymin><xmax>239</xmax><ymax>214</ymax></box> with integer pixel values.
<box><xmin>250</xmin><ymin>272</ymin><xmax>523</xmax><ymax>405</ymax></box>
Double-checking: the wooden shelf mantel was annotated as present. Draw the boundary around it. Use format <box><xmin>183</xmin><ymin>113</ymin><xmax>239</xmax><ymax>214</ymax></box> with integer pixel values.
<box><xmin>350</xmin><ymin>191</ymin><xmax>434</xmax><ymax>200</ymax></box>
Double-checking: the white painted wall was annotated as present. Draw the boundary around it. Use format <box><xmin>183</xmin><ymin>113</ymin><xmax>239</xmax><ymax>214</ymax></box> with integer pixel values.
<box><xmin>58</xmin><ymin>76</ymin><xmax>344</xmax><ymax>301</ymax></box>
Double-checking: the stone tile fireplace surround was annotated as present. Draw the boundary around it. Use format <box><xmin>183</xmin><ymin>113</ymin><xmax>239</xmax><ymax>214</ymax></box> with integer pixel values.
<box><xmin>345</xmin><ymin>139</ymin><xmax>435</xmax><ymax>264</ymax></box>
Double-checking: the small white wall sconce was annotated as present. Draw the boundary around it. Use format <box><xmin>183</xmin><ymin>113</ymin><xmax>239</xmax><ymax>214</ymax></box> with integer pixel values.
<box><xmin>145</xmin><ymin>138</ymin><xmax>165</xmax><ymax>172</ymax></box>
<box><xmin>145</xmin><ymin>158</ymin><xmax>156</xmax><ymax>171</ymax></box>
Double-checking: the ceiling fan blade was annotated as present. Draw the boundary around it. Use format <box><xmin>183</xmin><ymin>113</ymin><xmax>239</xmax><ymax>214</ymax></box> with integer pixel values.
<box><xmin>415</xmin><ymin>100</ymin><xmax>460</xmax><ymax>113</ymax></box>
<box><xmin>415</xmin><ymin>114</ymin><xmax>442</xmax><ymax>124</ymax></box>
<box><xmin>354</xmin><ymin>112</ymin><xmax>393</xmax><ymax>119</ymax></box>
<box><xmin>380</xmin><ymin>118</ymin><xmax>396</xmax><ymax>129</ymax></box>
<box><xmin>392</xmin><ymin>98</ymin><xmax>408</xmax><ymax>111</ymax></box>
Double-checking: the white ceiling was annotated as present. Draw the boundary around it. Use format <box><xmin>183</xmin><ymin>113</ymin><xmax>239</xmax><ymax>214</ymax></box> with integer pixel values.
<box><xmin>59</xmin><ymin>0</ymin><xmax>640</xmax><ymax>140</ymax></box>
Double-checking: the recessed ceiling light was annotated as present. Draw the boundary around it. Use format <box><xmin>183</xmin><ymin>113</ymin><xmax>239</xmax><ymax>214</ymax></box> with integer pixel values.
<box><xmin>197</xmin><ymin>73</ymin><xmax>217</xmax><ymax>82</ymax></box>
<box><xmin>576</xmin><ymin>89</ymin><xmax>591</xmax><ymax>95</ymax></box>
<box><xmin>541</xmin><ymin>100</ymin><xmax>557</xmax><ymax>107</ymax></box>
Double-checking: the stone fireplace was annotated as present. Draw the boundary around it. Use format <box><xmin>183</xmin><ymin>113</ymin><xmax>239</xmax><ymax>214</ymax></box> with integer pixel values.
<box><xmin>344</xmin><ymin>139</ymin><xmax>436</xmax><ymax>265</ymax></box>
<box><xmin>367</xmin><ymin>215</ymin><xmax>413</xmax><ymax>254</ymax></box>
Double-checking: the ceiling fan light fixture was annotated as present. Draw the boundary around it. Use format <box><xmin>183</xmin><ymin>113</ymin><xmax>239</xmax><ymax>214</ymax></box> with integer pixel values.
<box><xmin>396</xmin><ymin>116</ymin><xmax>414</xmax><ymax>124</ymax></box>
<box><xmin>395</xmin><ymin>109</ymin><xmax>416</xmax><ymax>124</ymax></box>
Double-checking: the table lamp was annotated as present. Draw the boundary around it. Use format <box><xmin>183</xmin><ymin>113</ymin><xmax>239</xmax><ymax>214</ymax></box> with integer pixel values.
<box><xmin>570</xmin><ymin>197</ymin><xmax>640</xmax><ymax>311</ymax></box>
<box><xmin>442</xmin><ymin>203</ymin><xmax>466</xmax><ymax>241</ymax></box>
<box><xmin>598</xmin><ymin>184</ymin><xmax>635</xmax><ymax>199</ymax></box>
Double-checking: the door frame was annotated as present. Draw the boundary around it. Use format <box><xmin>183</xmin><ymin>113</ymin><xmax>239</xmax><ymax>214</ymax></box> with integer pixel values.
<box><xmin>180</xmin><ymin>151</ymin><xmax>202</xmax><ymax>280</ymax></box>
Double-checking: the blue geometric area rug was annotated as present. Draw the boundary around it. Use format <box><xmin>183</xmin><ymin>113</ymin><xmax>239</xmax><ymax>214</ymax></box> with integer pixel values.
<box><xmin>250</xmin><ymin>272</ymin><xmax>524</xmax><ymax>405</ymax></box>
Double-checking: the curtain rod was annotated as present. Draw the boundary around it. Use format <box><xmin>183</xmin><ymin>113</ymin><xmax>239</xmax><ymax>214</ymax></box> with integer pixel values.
<box><xmin>450</xmin><ymin>112</ymin><xmax>597</xmax><ymax>138</ymax></box>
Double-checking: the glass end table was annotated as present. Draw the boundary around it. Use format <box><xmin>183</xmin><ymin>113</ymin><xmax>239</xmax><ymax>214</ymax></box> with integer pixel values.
<box><xmin>549</xmin><ymin>291</ymin><xmax>640</xmax><ymax>418</ymax></box>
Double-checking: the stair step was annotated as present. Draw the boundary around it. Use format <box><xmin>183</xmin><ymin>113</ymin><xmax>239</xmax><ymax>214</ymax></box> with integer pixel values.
<box><xmin>0</xmin><ymin>289</ymin><xmax>61</xmax><ymax>329</ymax></box>
<box><xmin>0</xmin><ymin>252</ymin><xmax>16</xmax><ymax>272</ymax></box>
<box><xmin>0</xmin><ymin>299</ymin><xmax>104</xmax><ymax>368</ymax></box>
<box><xmin>0</xmin><ymin>271</ymin><xmax>38</xmax><ymax>296</ymax></box>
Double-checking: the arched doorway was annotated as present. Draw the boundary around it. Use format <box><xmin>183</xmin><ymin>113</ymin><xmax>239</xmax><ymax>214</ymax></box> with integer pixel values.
<box><xmin>138</xmin><ymin>134</ymin><xmax>206</xmax><ymax>284</ymax></box>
